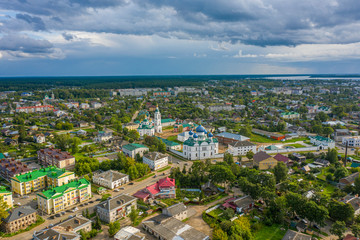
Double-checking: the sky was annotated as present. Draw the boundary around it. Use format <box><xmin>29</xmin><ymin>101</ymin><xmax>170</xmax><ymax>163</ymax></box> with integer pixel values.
<box><xmin>0</xmin><ymin>0</ymin><xmax>360</xmax><ymax>76</ymax></box>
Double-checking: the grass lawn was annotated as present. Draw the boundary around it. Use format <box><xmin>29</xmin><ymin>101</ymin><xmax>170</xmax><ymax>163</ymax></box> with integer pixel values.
<box><xmin>208</xmin><ymin>208</ymin><xmax>223</xmax><ymax>218</ymax></box>
<box><xmin>135</xmin><ymin>173</ymin><xmax>155</xmax><ymax>182</ymax></box>
<box><xmin>285</xmin><ymin>143</ymin><xmax>305</xmax><ymax>148</ymax></box>
<box><xmin>157</xmin><ymin>165</ymin><xmax>171</xmax><ymax>172</ymax></box>
<box><xmin>254</xmin><ymin>224</ymin><xmax>288</xmax><ymax>240</ymax></box>
<box><xmin>250</xmin><ymin>134</ymin><xmax>278</xmax><ymax>143</ymax></box>
<box><xmin>167</xmin><ymin>135</ymin><xmax>177</xmax><ymax>141</ymax></box>
<box><xmin>321</xmin><ymin>183</ymin><xmax>336</xmax><ymax>197</ymax></box>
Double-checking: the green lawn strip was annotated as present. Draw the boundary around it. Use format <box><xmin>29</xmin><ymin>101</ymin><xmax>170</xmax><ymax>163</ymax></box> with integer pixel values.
<box><xmin>166</xmin><ymin>135</ymin><xmax>177</xmax><ymax>141</ymax></box>
<box><xmin>250</xmin><ymin>134</ymin><xmax>278</xmax><ymax>143</ymax></box>
<box><xmin>157</xmin><ymin>165</ymin><xmax>172</xmax><ymax>173</ymax></box>
<box><xmin>135</xmin><ymin>173</ymin><xmax>155</xmax><ymax>182</ymax></box>
<box><xmin>254</xmin><ymin>223</ymin><xmax>288</xmax><ymax>240</ymax></box>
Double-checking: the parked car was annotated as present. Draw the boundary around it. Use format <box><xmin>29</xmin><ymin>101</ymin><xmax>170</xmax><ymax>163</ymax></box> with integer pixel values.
<box><xmin>128</xmin><ymin>182</ymin><xmax>134</xmax><ymax>185</ymax></box>
<box><xmin>120</xmin><ymin>187</ymin><xmax>125</xmax><ymax>190</ymax></box>
<box><xmin>114</xmin><ymin>189</ymin><xmax>120</xmax><ymax>192</ymax></box>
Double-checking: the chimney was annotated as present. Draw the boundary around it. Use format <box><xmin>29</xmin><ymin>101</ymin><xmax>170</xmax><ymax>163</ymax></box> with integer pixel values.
<box><xmin>74</xmin><ymin>219</ymin><xmax>80</xmax><ymax>224</ymax></box>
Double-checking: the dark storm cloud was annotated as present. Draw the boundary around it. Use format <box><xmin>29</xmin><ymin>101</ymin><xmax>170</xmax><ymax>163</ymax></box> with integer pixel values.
<box><xmin>0</xmin><ymin>34</ymin><xmax>54</xmax><ymax>54</ymax></box>
<box><xmin>62</xmin><ymin>32</ymin><xmax>76</xmax><ymax>41</ymax></box>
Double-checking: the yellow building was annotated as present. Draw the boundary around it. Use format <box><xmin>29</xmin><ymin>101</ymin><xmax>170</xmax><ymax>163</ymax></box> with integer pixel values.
<box><xmin>0</xmin><ymin>186</ymin><xmax>12</xmax><ymax>209</ymax></box>
<box><xmin>37</xmin><ymin>178</ymin><xmax>91</xmax><ymax>214</ymax></box>
<box><xmin>253</xmin><ymin>151</ymin><xmax>278</xmax><ymax>170</ymax></box>
<box><xmin>11</xmin><ymin>166</ymin><xmax>75</xmax><ymax>196</ymax></box>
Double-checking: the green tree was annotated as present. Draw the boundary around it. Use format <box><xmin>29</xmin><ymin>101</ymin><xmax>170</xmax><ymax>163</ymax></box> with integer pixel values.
<box><xmin>0</xmin><ymin>196</ymin><xmax>9</xmax><ymax>224</ymax></box>
<box><xmin>330</xmin><ymin>221</ymin><xmax>347</xmax><ymax>240</ymax></box>
<box><xmin>329</xmin><ymin>200</ymin><xmax>354</xmax><ymax>222</ymax></box>
<box><xmin>305</xmin><ymin>201</ymin><xmax>328</xmax><ymax>227</ymax></box>
<box><xmin>213</xmin><ymin>228</ymin><xmax>228</xmax><ymax>240</ymax></box>
<box><xmin>223</xmin><ymin>208</ymin><xmax>235</xmax><ymax>220</ymax></box>
<box><xmin>93</xmin><ymin>216</ymin><xmax>102</xmax><ymax>230</ymax></box>
<box><xmin>224</xmin><ymin>153</ymin><xmax>234</xmax><ymax>165</ymax></box>
<box><xmin>209</xmin><ymin>165</ymin><xmax>235</xmax><ymax>187</ymax></box>
<box><xmin>129</xmin><ymin>207</ymin><xmax>138</xmax><ymax>225</ymax></box>
<box><xmin>108</xmin><ymin>220</ymin><xmax>121</xmax><ymax>237</ymax></box>
<box><xmin>355</xmin><ymin>177</ymin><xmax>360</xmax><ymax>195</ymax></box>
<box><xmin>246</xmin><ymin>150</ymin><xmax>254</xmax><ymax>161</ymax></box>
<box><xmin>71</xmin><ymin>137</ymin><xmax>82</xmax><ymax>154</ymax></box>
<box><xmin>323</xmin><ymin>127</ymin><xmax>334</xmax><ymax>138</ymax></box>
<box><xmin>128</xmin><ymin>165</ymin><xmax>139</xmax><ymax>180</ymax></box>
<box><xmin>334</xmin><ymin>167</ymin><xmax>348</xmax><ymax>181</ymax></box>
<box><xmin>352</xmin><ymin>224</ymin><xmax>360</xmax><ymax>237</ymax></box>
<box><xmin>274</xmin><ymin>162</ymin><xmax>288</xmax><ymax>183</ymax></box>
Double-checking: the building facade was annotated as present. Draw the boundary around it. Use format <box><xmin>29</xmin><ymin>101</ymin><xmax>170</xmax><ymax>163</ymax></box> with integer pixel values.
<box><xmin>133</xmin><ymin>177</ymin><xmax>176</xmax><ymax>202</ymax></box>
<box><xmin>96</xmin><ymin>194</ymin><xmax>137</xmax><ymax>223</ymax></box>
<box><xmin>309</xmin><ymin>135</ymin><xmax>335</xmax><ymax>149</ymax></box>
<box><xmin>37</xmin><ymin>148</ymin><xmax>76</xmax><ymax>169</ymax></box>
<box><xmin>0</xmin><ymin>186</ymin><xmax>12</xmax><ymax>209</ymax></box>
<box><xmin>343</xmin><ymin>136</ymin><xmax>360</xmax><ymax>147</ymax></box>
<box><xmin>11</xmin><ymin>166</ymin><xmax>75</xmax><ymax>196</ymax></box>
<box><xmin>143</xmin><ymin>152</ymin><xmax>168</xmax><ymax>170</ymax></box>
<box><xmin>37</xmin><ymin>178</ymin><xmax>91</xmax><ymax>214</ymax></box>
<box><xmin>122</xmin><ymin>143</ymin><xmax>149</xmax><ymax>158</ymax></box>
<box><xmin>183</xmin><ymin>125</ymin><xmax>218</xmax><ymax>160</ymax></box>
<box><xmin>1</xmin><ymin>206</ymin><xmax>37</xmax><ymax>233</ymax></box>
<box><xmin>228</xmin><ymin>141</ymin><xmax>257</xmax><ymax>156</ymax></box>
<box><xmin>92</xmin><ymin>170</ymin><xmax>129</xmax><ymax>189</ymax></box>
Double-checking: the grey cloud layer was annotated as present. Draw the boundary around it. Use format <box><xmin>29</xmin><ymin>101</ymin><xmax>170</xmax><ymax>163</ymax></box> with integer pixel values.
<box><xmin>0</xmin><ymin>0</ymin><xmax>360</xmax><ymax>57</ymax></box>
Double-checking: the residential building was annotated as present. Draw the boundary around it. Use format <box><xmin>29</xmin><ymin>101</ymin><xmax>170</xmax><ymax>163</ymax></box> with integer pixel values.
<box><xmin>37</xmin><ymin>148</ymin><xmax>76</xmax><ymax>169</ymax></box>
<box><xmin>94</xmin><ymin>131</ymin><xmax>113</xmax><ymax>142</ymax></box>
<box><xmin>16</xmin><ymin>105</ymin><xmax>54</xmax><ymax>113</ymax></box>
<box><xmin>122</xmin><ymin>143</ymin><xmax>149</xmax><ymax>158</ymax></box>
<box><xmin>34</xmin><ymin>134</ymin><xmax>46</xmax><ymax>143</ymax></box>
<box><xmin>209</xmin><ymin>105</ymin><xmax>232</xmax><ymax>112</ymax></box>
<box><xmin>96</xmin><ymin>194</ymin><xmax>137</xmax><ymax>223</ymax></box>
<box><xmin>280</xmin><ymin>111</ymin><xmax>300</xmax><ymax>120</ymax></box>
<box><xmin>201</xmin><ymin>181</ymin><xmax>219</xmax><ymax>196</ymax></box>
<box><xmin>33</xmin><ymin>215</ymin><xmax>92</xmax><ymax>240</ymax></box>
<box><xmin>281</xmin><ymin>230</ymin><xmax>312</xmax><ymax>240</ymax></box>
<box><xmin>114</xmin><ymin>226</ymin><xmax>145</xmax><ymax>240</ymax></box>
<box><xmin>80</xmin><ymin>103</ymin><xmax>90</xmax><ymax>109</ymax></box>
<box><xmin>287</xmin><ymin>126</ymin><xmax>306</xmax><ymax>136</ymax></box>
<box><xmin>343</xmin><ymin>136</ymin><xmax>360</xmax><ymax>147</ymax></box>
<box><xmin>339</xmin><ymin>172</ymin><xmax>360</xmax><ymax>186</ymax></box>
<box><xmin>183</xmin><ymin>125</ymin><xmax>219</xmax><ymax>160</ymax></box>
<box><xmin>11</xmin><ymin>166</ymin><xmax>76</xmax><ymax>196</ymax></box>
<box><xmin>92</xmin><ymin>170</ymin><xmax>129</xmax><ymax>189</ymax></box>
<box><xmin>228</xmin><ymin>141</ymin><xmax>257</xmax><ymax>156</ymax></box>
<box><xmin>37</xmin><ymin>178</ymin><xmax>91</xmax><ymax>214</ymax></box>
<box><xmin>292</xmin><ymin>153</ymin><xmax>306</xmax><ymax>162</ymax></box>
<box><xmin>143</xmin><ymin>203</ymin><xmax>209</xmax><ymax>240</ymax></box>
<box><xmin>133</xmin><ymin>177</ymin><xmax>176</xmax><ymax>202</ymax></box>
<box><xmin>0</xmin><ymin>158</ymin><xmax>31</xmax><ymax>180</ymax></box>
<box><xmin>345</xmin><ymin>197</ymin><xmax>360</xmax><ymax>216</ymax></box>
<box><xmin>0</xmin><ymin>186</ymin><xmax>12</xmax><ymax>209</ymax></box>
<box><xmin>253</xmin><ymin>151</ymin><xmax>278</xmax><ymax>170</ymax></box>
<box><xmin>273</xmin><ymin>154</ymin><xmax>290</xmax><ymax>165</ymax></box>
<box><xmin>153</xmin><ymin>91</ymin><xmax>171</xmax><ymax>97</ymax></box>
<box><xmin>222</xmin><ymin>195</ymin><xmax>254</xmax><ymax>214</ymax></box>
<box><xmin>91</xmin><ymin>102</ymin><xmax>102</xmax><ymax>109</ymax></box>
<box><xmin>123</xmin><ymin>122</ymin><xmax>139</xmax><ymax>131</ymax></box>
<box><xmin>156</xmin><ymin>137</ymin><xmax>181</xmax><ymax>150</ymax></box>
<box><xmin>309</xmin><ymin>135</ymin><xmax>335</xmax><ymax>149</ymax></box>
<box><xmin>1</xmin><ymin>206</ymin><xmax>37</xmax><ymax>233</ymax></box>
<box><xmin>143</xmin><ymin>152</ymin><xmax>168</xmax><ymax>170</ymax></box>
<box><xmin>313</xmin><ymin>159</ymin><xmax>330</xmax><ymax>167</ymax></box>
<box><xmin>215</xmin><ymin>132</ymin><xmax>250</xmax><ymax>145</ymax></box>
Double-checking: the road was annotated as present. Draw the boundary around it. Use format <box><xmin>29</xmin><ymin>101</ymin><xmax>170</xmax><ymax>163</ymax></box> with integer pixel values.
<box><xmin>130</xmin><ymin>99</ymin><xmax>146</xmax><ymax>123</ymax></box>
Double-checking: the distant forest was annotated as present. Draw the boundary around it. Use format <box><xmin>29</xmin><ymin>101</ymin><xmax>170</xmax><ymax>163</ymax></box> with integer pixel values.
<box><xmin>0</xmin><ymin>74</ymin><xmax>358</xmax><ymax>91</ymax></box>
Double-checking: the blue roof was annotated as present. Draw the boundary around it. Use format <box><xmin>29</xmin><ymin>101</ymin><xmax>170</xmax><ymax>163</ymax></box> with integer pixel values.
<box><xmin>193</xmin><ymin>133</ymin><xmax>198</xmax><ymax>138</ymax></box>
<box><xmin>189</xmin><ymin>131</ymin><xmax>193</xmax><ymax>135</ymax></box>
<box><xmin>196</xmin><ymin>125</ymin><xmax>206</xmax><ymax>133</ymax></box>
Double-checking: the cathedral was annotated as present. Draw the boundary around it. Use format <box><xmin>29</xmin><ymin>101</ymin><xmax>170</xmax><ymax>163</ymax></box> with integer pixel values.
<box><xmin>137</xmin><ymin>106</ymin><xmax>162</xmax><ymax>137</ymax></box>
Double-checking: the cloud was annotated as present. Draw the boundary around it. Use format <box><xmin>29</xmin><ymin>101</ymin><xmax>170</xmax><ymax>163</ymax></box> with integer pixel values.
<box><xmin>16</xmin><ymin>13</ymin><xmax>46</xmax><ymax>31</ymax></box>
<box><xmin>234</xmin><ymin>50</ymin><xmax>257</xmax><ymax>58</ymax></box>
<box><xmin>62</xmin><ymin>32</ymin><xmax>76</xmax><ymax>41</ymax></box>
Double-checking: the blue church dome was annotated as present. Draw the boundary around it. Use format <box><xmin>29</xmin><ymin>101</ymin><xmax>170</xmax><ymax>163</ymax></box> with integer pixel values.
<box><xmin>208</xmin><ymin>132</ymin><xmax>213</xmax><ymax>137</ymax></box>
<box><xmin>189</xmin><ymin>130</ymin><xmax>194</xmax><ymax>135</ymax></box>
<box><xmin>193</xmin><ymin>133</ymin><xmax>198</xmax><ymax>138</ymax></box>
<box><xmin>196</xmin><ymin>125</ymin><xmax>206</xmax><ymax>133</ymax></box>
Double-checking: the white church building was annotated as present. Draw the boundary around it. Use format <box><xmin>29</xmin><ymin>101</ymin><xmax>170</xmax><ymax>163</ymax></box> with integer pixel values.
<box><xmin>183</xmin><ymin>125</ymin><xmax>219</xmax><ymax>160</ymax></box>
<box><xmin>137</xmin><ymin>106</ymin><xmax>162</xmax><ymax>137</ymax></box>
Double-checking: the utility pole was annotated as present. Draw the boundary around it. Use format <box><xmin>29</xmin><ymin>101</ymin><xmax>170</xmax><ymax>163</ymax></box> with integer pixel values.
<box><xmin>344</xmin><ymin>140</ymin><xmax>348</xmax><ymax>167</ymax></box>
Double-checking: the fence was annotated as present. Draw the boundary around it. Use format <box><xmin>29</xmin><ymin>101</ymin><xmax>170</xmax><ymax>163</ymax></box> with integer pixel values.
<box><xmin>265</xmin><ymin>146</ymin><xmax>320</xmax><ymax>154</ymax></box>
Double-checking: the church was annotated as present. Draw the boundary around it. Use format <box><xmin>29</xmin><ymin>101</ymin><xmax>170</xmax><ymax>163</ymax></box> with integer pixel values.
<box><xmin>183</xmin><ymin>125</ymin><xmax>218</xmax><ymax>160</ymax></box>
<box><xmin>137</xmin><ymin>106</ymin><xmax>162</xmax><ymax>137</ymax></box>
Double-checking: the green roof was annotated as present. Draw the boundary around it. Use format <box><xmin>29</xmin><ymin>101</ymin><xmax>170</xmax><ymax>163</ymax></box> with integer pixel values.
<box><xmin>310</xmin><ymin>135</ymin><xmax>334</xmax><ymax>143</ymax></box>
<box><xmin>156</xmin><ymin>137</ymin><xmax>180</xmax><ymax>146</ymax></box>
<box><xmin>183</xmin><ymin>137</ymin><xmax>218</xmax><ymax>146</ymax></box>
<box><xmin>38</xmin><ymin>178</ymin><xmax>89</xmax><ymax>200</ymax></box>
<box><xmin>265</xmin><ymin>145</ymin><xmax>279</xmax><ymax>150</ymax></box>
<box><xmin>0</xmin><ymin>186</ymin><xmax>10</xmax><ymax>194</ymax></box>
<box><xmin>281</xmin><ymin>111</ymin><xmax>299</xmax><ymax>116</ymax></box>
<box><xmin>123</xmin><ymin>143</ymin><xmax>148</xmax><ymax>151</ymax></box>
<box><xmin>13</xmin><ymin>166</ymin><xmax>72</xmax><ymax>183</ymax></box>
<box><xmin>351</xmin><ymin>162</ymin><xmax>360</xmax><ymax>168</ymax></box>
<box><xmin>0</xmin><ymin>153</ymin><xmax>5</xmax><ymax>159</ymax></box>
<box><xmin>138</xmin><ymin>124</ymin><xmax>154</xmax><ymax>129</ymax></box>
<box><xmin>161</xmin><ymin>119</ymin><xmax>175</xmax><ymax>123</ymax></box>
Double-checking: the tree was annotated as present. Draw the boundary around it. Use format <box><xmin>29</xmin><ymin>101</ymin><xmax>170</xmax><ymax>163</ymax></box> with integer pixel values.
<box><xmin>312</xmin><ymin>125</ymin><xmax>323</xmax><ymax>135</ymax></box>
<box><xmin>129</xmin><ymin>207</ymin><xmax>138</xmax><ymax>225</ymax></box>
<box><xmin>209</xmin><ymin>165</ymin><xmax>235</xmax><ymax>187</ymax></box>
<box><xmin>305</xmin><ymin>201</ymin><xmax>328</xmax><ymax>227</ymax></box>
<box><xmin>93</xmin><ymin>216</ymin><xmax>102</xmax><ymax>230</ymax></box>
<box><xmin>330</xmin><ymin>221</ymin><xmax>347</xmax><ymax>240</ymax></box>
<box><xmin>223</xmin><ymin>208</ymin><xmax>235</xmax><ymax>220</ymax></box>
<box><xmin>128</xmin><ymin>165</ymin><xmax>139</xmax><ymax>180</ymax></box>
<box><xmin>224</xmin><ymin>153</ymin><xmax>234</xmax><ymax>165</ymax></box>
<box><xmin>71</xmin><ymin>137</ymin><xmax>82</xmax><ymax>154</ymax></box>
<box><xmin>0</xmin><ymin>196</ymin><xmax>9</xmax><ymax>224</ymax></box>
<box><xmin>274</xmin><ymin>162</ymin><xmax>288</xmax><ymax>183</ymax></box>
<box><xmin>334</xmin><ymin>167</ymin><xmax>348</xmax><ymax>181</ymax></box>
<box><xmin>329</xmin><ymin>200</ymin><xmax>354</xmax><ymax>222</ymax></box>
<box><xmin>352</xmin><ymin>224</ymin><xmax>360</xmax><ymax>237</ymax></box>
<box><xmin>108</xmin><ymin>220</ymin><xmax>121</xmax><ymax>237</ymax></box>
<box><xmin>323</xmin><ymin>127</ymin><xmax>334</xmax><ymax>138</ymax></box>
<box><xmin>327</xmin><ymin>148</ymin><xmax>338</xmax><ymax>164</ymax></box>
<box><xmin>355</xmin><ymin>177</ymin><xmax>360</xmax><ymax>195</ymax></box>
<box><xmin>246</xmin><ymin>150</ymin><xmax>254</xmax><ymax>161</ymax></box>
<box><xmin>229</xmin><ymin>217</ymin><xmax>253</xmax><ymax>240</ymax></box>
<box><xmin>213</xmin><ymin>228</ymin><xmax>228</xmax><ymax>240</ymax></box>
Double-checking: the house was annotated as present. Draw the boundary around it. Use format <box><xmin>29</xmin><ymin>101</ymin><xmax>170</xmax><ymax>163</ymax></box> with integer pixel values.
<box><xmin>114</xmin><ymin>226</ymin><xmax>145</xmax><ymax>240</ymax></box>
<box><xmin>339</xmin><ymin>172</ymin><xmax>360</xmax><ymax>186</ymax></box>
<box><xmin>281</xmin><ymin>230</ymin><xmax>312</xmax><ymax>240</ymax></box>
<box><xmin>333</xmin><ymin>129</ymin><xmax>352</xmax><ymax>142</ymax></box>
<box><xmin>143</xmin><ymin>152</ymin><xmax>168</xmax><ymax>170</ymax></box>
<box><xmin>343</xmin><ymin>136</ymin><xmax>360</xmax><ymax>147</ymax></box>
<box><xmin>228</xmin><ymin>140</ymin><xmax>257</xmax><ymax>156</ymax></box>
<box><xmin>11</xmin><ymin>166</ymin><xmax>75</xmax><ymax>196</ymax></box>
<box><xmin>0</xmin><ymin>158</ymin><xmax>31</xmax><ymax>180</ymax></box>
<box><xmin>80</xmin><ymin>103</ymin><xmax>90</xmax><ymax>109</ymax></box>
<box><xmin>94</xmin><ymin>131</ymin><xmax>113</xmax><ymax>143</ymax></box>
<box><xmin>281</xmin><ymin>111</ymin><xmax>300</xmax><ymax>120</ymax></box>
<box><xmin>253</xmin><ymin>151</ymin><xmax>278</xmax><ymax>170</ymax></box>
<box><xmin>265</xmin><ymin>145</ymin><xmax>279</xmax><ymax>151</ymax></box>
<box><xmin>0</xmin><ymin>186</ymin><xmax>12</xmax><ymax>209</ymax></box>
<box><xmin>346</xmin><ymin>197</ymin><xmax>360</xmax><ymax>216</ymax></box>
<box><xmin>34</xmin><ymin>133</ymin><xmax>46</xmax><ymax>143</ymax></box>
<box><xmin>37</xmin><ymin>148</ymin><xmax>75</xmax><ymax>168</ymax></box>
<box><xmin>273</xmin><ymin>154</ymin><xmax>290</xmax><ymax>165</ymax></box>
<box><xmin>313</xmin><ymin>159</ymin><xmax>330</xmax><ymax>167</ymax></box>
<box><xmin>4</xmin><ymin>138</ymin><xmax>17</xmax><ymax>146</ymax></box>
<box><xmin>37</xmin><ymin>178</ymin><xmax>91</xmax><ymax>214</ymax></box>
<box><xmin>287</xmin><ymin>126</ymin><xmax>306</xmax><ymax>136</ymax></box>
<box><xmin>123</xmin><ymin>123</ymin><xmax>139</xmax><ymax>131</ymax></box>
<box><xmin>122</xmin><ymin>143</ymin><xmax>149</xmax><ymax>158</ymax></box>
<box><xmin>96</xmin><ymin>194</ymin><xmax>137</xmax><ymax>223</ymax></box>
<box><xmin>133</xmin><ymin>177</ymin><xmax>175</xmax><ymax>202</ymax></box>
<box><xmin>75</xmin><ymin>121</ymin><xmax>89</xmax><ymax>128</ymax></box>
<box><xmin>92</xmin><ymin>170</ymin><xmax>129</xmax><ymax>189</ymax></box>
<box><xmin>301</xmin><ymin>165</ymin><xmax>311</xmax><ymax>172</ymax></box>
<box><xmin>142</xmin><ymin>203</ymin><xmax>208</xmax><ymax>240</ymax></box>
<box><xmin>201</xmin><ymin>181</ymin><xmax>219</xmax><ymax>196</ymax></box>
<box><xmin>215</xmin><ymin>132</ymin><xmax>250</xmax><ymax>145</ymax></box>
<box><xmin>76</xmin><ymin>129</ymin><xmax>87</xmax><ymax>136</ymax></box>
<box><xmin>33</xmin><ymin>215</ymin><xmax>92</xmax><ymax>240</ymax></box>
<box><xmin>222</xmin><ymin>195</ymin><xmax>254</xmax><ymax>214</ymax></box>
<box><xmin>309</xmin><ymin>135</ymin><xmax>335</xmax><ymax>149</ymax></box>
<box><xmin>292</xmin><ymin>153</ymin><xmax>306</xmax><ymax>162</ymax></box>
<box><xmin>1</xmin><ymin>206</ymin><xmax>37</xmax><ymax>233</ymax></box>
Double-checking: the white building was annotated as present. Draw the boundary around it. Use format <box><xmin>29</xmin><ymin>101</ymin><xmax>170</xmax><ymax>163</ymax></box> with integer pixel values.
<box><xmin>143</xmin><ymin>152</ymin><xmax>168</xmax><ymax>170</ymax></box>
<box><xmin>91</xmin><ymin>102</ymin><xmax>102</xmax><ymax>109</ymax></box>
<box><xmin>177</xmin><ymin>131</ymin><xmax>190</xmax><ymax>142</ymax></box>
<box><xmin>228</xmin><ymin>141</ymin><xmax>257</xmax><ymax>156</ymax></box>
<box><xmin>93</xmin><ymin>170</ymin><xmax>129</xmax><ymax>189</ymax></box>
<box><xmin>137</xmin><ymin>106</ymin><xmax>162</xmax><ymax>137</ymax></box>
<box><xmin>183</xmin><ymin>125</ymin><xmax>219</xmax><ymax>160</ymax></box>
<box><xmin>154</xmin><ymin>106</ymin><xmax>162</xmax><ymax>133</ymax></box>
<box><xmin>122</xmin><ymin>143</ymin><xmax>149</xmax><ymax>158</ymax></box>
<box><xmin>34</xmin><ymin>134</ymin><xmax>46</xmax><ymax>143</ymax></box>
<box><xmin>343</xmin><ymin>136</ymin><xmax>360</xmax><ymax>147</ymax></box>
<box><xmin>94</xmin><ymin>132</ymin><xmax>113</xmax><ymax>142</ymax></box>
<box><xmin>80</xmin><ymin>103</ymin><xmax>90</xmax><ymax>109</ymax></box>
<box><xmin>114</xmin><ymin>226</ymin><xmax>145</xmax><ymax>240</ymax></box>
<box><xmin>309</xmin><ymin>135</ymin><xmax>335</xmax><ymax>149</ymax></box>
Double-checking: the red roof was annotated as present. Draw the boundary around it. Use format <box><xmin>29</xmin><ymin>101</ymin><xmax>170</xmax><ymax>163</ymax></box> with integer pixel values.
<box><xmin>146</xmin><ymin>183</ymin><xmax>160</xmax><ymax>195</ymax></box>
<box><xmin>133</xmin><ymin>191</ymin><xmax>150</xmax><ymax>200</ymax></box>
<box><xmin>343</xmin><ymin>234</ymin><xmax>357</xmax><ymax>240</ymax></box>
<box><xmin>158</xmin><ymin>177</ymin><xmax>175</xmax><ymax>188</ymax></box>
<box><xmin>273</xmin><ymin>153</ymin><xmax>290</xmax><ymax>163</ymax></box>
